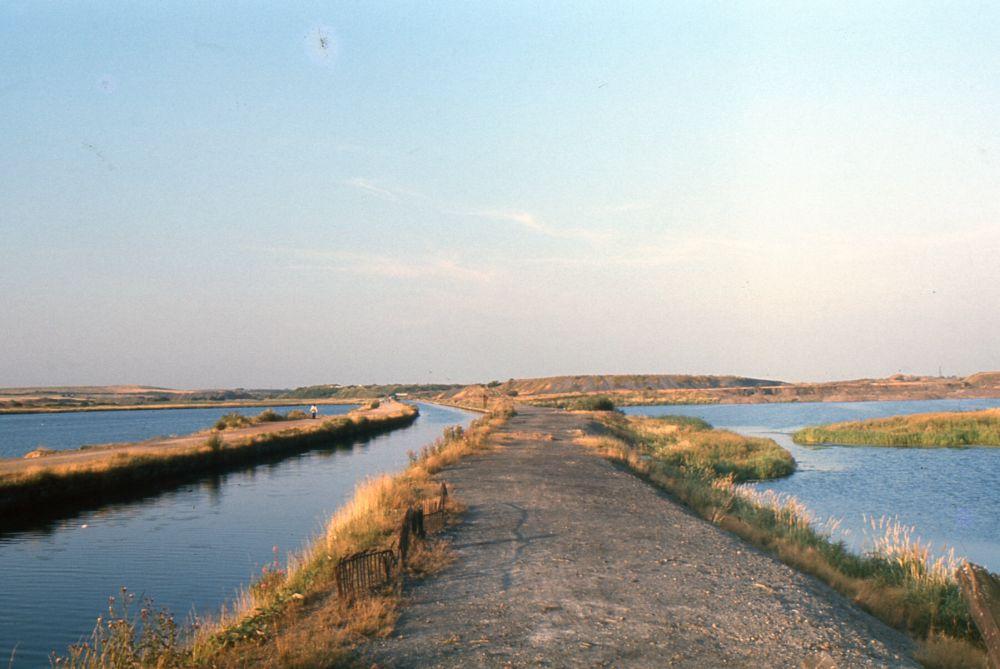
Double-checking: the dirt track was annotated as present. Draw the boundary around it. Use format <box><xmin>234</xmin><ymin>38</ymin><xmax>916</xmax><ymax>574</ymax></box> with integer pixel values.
<box><xmin>362</xmin><ymin>406</ymin><xmax>918</xmax><ymax>668</ymax></box>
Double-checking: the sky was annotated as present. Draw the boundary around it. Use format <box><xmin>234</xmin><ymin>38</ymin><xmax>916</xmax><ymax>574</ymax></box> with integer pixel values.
<box><xmin>2</xmin><ymin>1</ymin><xmax>999</xmax><ymax>389</ymax></box>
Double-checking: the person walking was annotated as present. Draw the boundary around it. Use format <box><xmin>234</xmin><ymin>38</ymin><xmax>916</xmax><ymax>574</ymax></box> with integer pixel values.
<box><xmin>309</xmin><ymin>405</ymin><xmax>318</xmax><ymax>419</ymax></box>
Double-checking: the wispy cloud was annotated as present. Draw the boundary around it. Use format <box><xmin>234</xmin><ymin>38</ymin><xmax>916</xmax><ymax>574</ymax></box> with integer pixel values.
<box><xmin>465</xmin><ymin>209</ymin><xmax>611</xmax><ymax>243</ymax></box>
<box><xmin>591</xmin><ymin>200</ymin><xmax>651</xmax><ymax>214</ymax></box>
<box><xmin>508</xmin><ymin>233</ymin><xmax>785</xmax><ymax>270</ymax></box>
<box><xmin>342</xmin><ymin>176</ymin><xmax>619</xmax><ymax>245</ymax></box>
<box><xmin>287</xmin><ymin>248</ymin><xmax>495</xmax><ymax>283</ymax></box>
<box><xmin>343</xmin><ymin>178</ymin><xmax>399</xmax><ymax>201</ymax></box>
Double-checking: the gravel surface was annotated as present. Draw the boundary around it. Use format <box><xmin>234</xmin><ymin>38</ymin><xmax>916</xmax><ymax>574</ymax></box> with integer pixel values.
<box><xmin>362</xmin><ymin>406</ymin><xmax>918</xmax><ymax>668</ymax></box>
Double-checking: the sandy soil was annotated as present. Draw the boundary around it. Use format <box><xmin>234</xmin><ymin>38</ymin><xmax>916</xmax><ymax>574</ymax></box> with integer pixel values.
<box><xmin>361</xmin><ymin>406</ymin><xmax>918</xmax><ymax>668</ymax></box>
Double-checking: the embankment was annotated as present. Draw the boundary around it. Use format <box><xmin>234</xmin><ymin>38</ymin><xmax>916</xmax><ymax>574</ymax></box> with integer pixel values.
<box><xmin>360</xmin><ymin>407</ymin><xmax>921</xmax><ymax>668</ymax></box>
<box><xmin>0</xmin><ymin>402</ymin><xmax>419</xmax><ymax>523</ymax></box>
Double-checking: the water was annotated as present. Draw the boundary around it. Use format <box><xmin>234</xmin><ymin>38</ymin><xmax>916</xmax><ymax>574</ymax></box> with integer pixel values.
<box><xmin>625</xmin><ymin>398</ymin><xmax>1000</xmax><ymax>572</ymax></box>
<box><xmin>0</xmin><ymin>403</ymin><xmax>477</xmax><ymax>666</ymax></box>
<box><xmin>0</xmin><ymin>404</ymin><xmax>355</xmax><ymax>459</ymax></box>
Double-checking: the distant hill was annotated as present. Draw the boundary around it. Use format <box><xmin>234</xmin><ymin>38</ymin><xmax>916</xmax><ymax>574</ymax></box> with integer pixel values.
<box><xmin>440</xmin><ymin>372</ymin><xmax>1000</xmax><ymax>407</ymax></box>
<box><xmin>495</xmin><ymin>374</ymin><xmax>786</xmax><ymax>396</ymax></box>
<box><xmin>279</xmin><ymin>383</ymin><xmax>463</xmax><ymax>400</ymax></box>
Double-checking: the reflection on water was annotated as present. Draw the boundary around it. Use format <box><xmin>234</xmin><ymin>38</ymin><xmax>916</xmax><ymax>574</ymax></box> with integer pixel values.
<box><xmin>625</xmin><ymin>398</ymin><xmax>1000</xmax><ymax>572</ymax></box>
<box><xmin>0</xmin><ymin>403</ymin><xmax>355</xmax><ymax>458</ymax></box>
<box><xmin>0</xmin><ymin>403</ymin><xmax>476</xmax><ymax>666</ymax></box>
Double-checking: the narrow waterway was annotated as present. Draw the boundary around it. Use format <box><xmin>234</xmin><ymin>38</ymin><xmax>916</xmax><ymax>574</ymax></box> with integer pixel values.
<box><xmin>0</xmin><ymin>403</ymin><xmax>477</xmax><ymax>666</ymax></box>
<box><xmin>625</xmin><ymin>398</ymin><xmax>1000</xmax><ymax>573</ymax></box>
<box><xmin>0</xmin><ymin>403</ymin><xmax>355</xmax><ymax>459</ymax></box>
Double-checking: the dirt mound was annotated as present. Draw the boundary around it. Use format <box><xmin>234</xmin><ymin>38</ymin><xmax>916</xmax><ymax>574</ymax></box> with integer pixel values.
<box><xmin>496</xmin><ymin>374</ymin><xmax>786</xmax><ymax>396</ymax></box>
<box><xmin>964</xmin><ymin>371</ymin><xmax>1000</xmax><ymax>387</ymax></box>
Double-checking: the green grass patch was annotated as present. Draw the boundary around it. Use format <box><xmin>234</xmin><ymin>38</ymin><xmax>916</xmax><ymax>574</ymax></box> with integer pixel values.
<box><xmin>652</xmin><ymin>414</ymin><xmax>712</xmax><ymax>431</ymax></box>
<box><xmin>568</xmin><ymin>395</ymin><xmax>615</xmax><ymax>411</ymax></box>
<box><xmin>794</xmin><ymin>408</ymin><xmax>1000</xmax><ymax>447</ymax></box>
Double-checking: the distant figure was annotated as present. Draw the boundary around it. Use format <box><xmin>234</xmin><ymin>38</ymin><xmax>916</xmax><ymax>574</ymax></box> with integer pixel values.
<box><xmin>310</xmin><ymin>405</ymin><xmax>318</xmax><ymax>419</ymax></box>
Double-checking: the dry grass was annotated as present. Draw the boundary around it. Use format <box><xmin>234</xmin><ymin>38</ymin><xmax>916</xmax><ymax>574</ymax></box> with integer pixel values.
<box><xmin>915</xmin><ymin>632</ymin><xmax>989</xmax><ymax>669</ymax></box>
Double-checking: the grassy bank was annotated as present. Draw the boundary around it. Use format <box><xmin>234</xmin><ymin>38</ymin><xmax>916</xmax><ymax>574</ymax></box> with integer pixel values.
<box><xmin>0</xmin><ymin>404</ymin><xmax>419</xmax><ymax>519</ymax></box>
<box><xmin>794</xmin><ymin>409</ymin><xmax>1000</xmax><ymax>448</ymax></box>
<box><xmin>584</xmin><ymin>413</ymin><xmax>987</xmax><ymax>668</ymax></box>
<box><xmin>615</xmin><ymin>414</ymin><xmax>796</xmax><ymax>480</ymax></box>
<box><xmin>53</xmin><ymin>403</ymin><xmax>516</xmax><ymax>668</ymax></box>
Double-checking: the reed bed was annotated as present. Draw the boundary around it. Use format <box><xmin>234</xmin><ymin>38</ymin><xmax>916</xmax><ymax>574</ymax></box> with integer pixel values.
<box><xmin>582</xmin><ymin>413</ymin><xmax>988</xmax><ymax>667</ymax></box>
<box><xmin>794</xmin><ymin>408</ymin><xmax>1000</xmax><ymax>448</ymax></box>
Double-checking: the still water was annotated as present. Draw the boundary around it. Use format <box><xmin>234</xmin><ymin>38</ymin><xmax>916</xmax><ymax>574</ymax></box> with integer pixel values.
<box><xmin>625</xmin><ymin>399</ymin><xmax>1000</xmax><ymax>573</ymax></box>
<box><xmin>0</xmin><ymin>403</ymin><xmax>476</xmax><ymax>666</ymax></box>
<box><xmin>0</xmin><ymin>404</ymin><xmax>356</xmax><ymax>459</ymax></box>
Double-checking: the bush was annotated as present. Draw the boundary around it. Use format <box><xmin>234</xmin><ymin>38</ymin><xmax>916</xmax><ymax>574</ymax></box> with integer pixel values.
<box><xmin>215</xmin><ymin>412</ymin><xmax>250</xmax><ymax>430</ymax></box>
<box><xmin>571</xmin><ymin>395</ymin><xmax>615</xmax><ymax>411</ymax></box>
<box><xmin>655</xmin><ymin>415</ymin><xmax>712</xmax><ymax>431</ymax></box>
<box><xmin>255</xmin><ymin>409</ymin><xmax>283</xmax><ymax>423</ymax></box>
<box><xmin>369</xmin><ymin>400</ymin><xmax>381</xmax><ymax>409</ymax></box>
<box><xmin>206</xmin><ymin>433</ymin><xmax>224</xmax><ymax>453</ymax></box>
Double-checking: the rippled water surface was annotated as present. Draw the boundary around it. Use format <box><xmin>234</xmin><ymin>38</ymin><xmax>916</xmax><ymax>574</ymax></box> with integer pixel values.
<box><xmin>625</xmin><ymin>399</ymin><xmax>1000</xmax><ymax>573</ymax></box>
<box><xmin>0</xmin><ymin>403</ymin><xmax>476</xmax><ymax>666</ymax></box>
<box><xmin>0</xmin><ymin>404</ymin><xmax>356</xmax><ymax>459</ymax></box>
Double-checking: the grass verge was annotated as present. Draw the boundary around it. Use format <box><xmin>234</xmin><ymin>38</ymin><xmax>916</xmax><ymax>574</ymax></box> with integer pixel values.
<box><xmin>582</xmin><ymin>412</ymin><xmax>988</xmax><ymax>668</ymax></box>
<box><xmin>794</xmin><ymin>408</ymin><xmax>1000</xmax><ymax>448</ymax></box>
<box><xmin>52</xmin><ymin>403</ymin><xmax>516</xmax><ymax>668</ymax></box>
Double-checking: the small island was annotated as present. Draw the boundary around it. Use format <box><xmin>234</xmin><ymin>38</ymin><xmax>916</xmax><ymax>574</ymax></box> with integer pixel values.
<box><xmin>793</xmin><ymin>408</ymin><xmax>1000</xmax><ymax>447</ymax></box>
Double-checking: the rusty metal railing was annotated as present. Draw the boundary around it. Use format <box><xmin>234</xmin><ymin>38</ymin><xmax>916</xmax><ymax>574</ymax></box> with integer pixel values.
<box><xmin>334</xmin><ymin>482</ymin><xmax>450</xmax><ymax>602</ymax></box>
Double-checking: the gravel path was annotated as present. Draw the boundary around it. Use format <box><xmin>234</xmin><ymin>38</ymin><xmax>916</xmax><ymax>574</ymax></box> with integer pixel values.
<box><xmin>362</xmin><ymin>406</ymin><xmax>918</xmax><ymax>668</ymax></box>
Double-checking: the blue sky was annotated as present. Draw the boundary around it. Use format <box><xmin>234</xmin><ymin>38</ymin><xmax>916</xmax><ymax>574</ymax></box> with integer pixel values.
<box><xmin>2</xmin><ymin>1</ymin><xmax>999</xmax><ymax>388</ymax></box>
